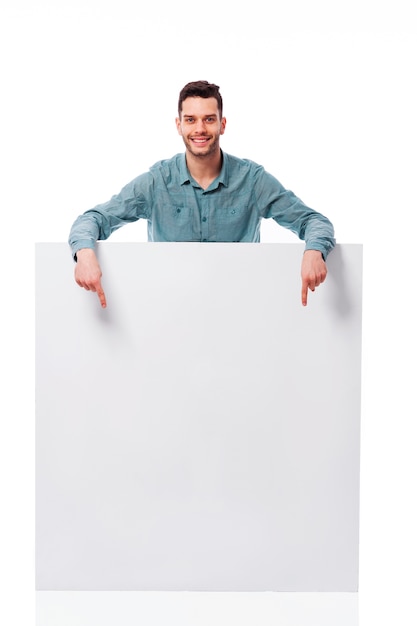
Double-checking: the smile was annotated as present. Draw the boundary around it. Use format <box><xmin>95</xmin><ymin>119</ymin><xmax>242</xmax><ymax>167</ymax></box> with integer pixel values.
<box><xmin>191</xmin><ymin>137</ymin><xmax>210</xmax><ymax>144</ymax></box>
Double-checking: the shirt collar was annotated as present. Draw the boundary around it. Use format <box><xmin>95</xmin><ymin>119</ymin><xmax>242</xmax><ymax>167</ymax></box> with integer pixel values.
<box><xmin>179</xmin><ymin>151</ymin><xmax>229</xmax><ymax>188</ymax></box>
<box><xmin>179</xmin><ymin>154</ymin><xmax>191</xmax><ymax>185</ymax></box>
<box><xmin>217</xmin><ymin>151</ymin><xmax>229</xmax><ymax>187</ymax></box>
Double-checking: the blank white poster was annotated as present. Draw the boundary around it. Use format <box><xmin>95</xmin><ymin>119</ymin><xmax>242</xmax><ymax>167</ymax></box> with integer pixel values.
<box><xmin>36</xmin><ymin>242</ymin><xmax>362</xmax><ymax>591</ymax></box>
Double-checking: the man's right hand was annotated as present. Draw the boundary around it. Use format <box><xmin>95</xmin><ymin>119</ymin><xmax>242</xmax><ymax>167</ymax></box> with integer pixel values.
<box><xmin>74</xmin><ymin>248</ymin><xmax>107</xmax><ymax>308</ymax></box>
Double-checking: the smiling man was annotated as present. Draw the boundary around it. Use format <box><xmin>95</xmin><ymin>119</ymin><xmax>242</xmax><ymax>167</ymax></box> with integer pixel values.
<box><xmin>176</xmin><ymin>95</ymin><xmax>225</xmax><ymax>164</ymax></box>
<box><xmin>69</xmin><ymin>80</ymin><xmax>335</xmax><ymax>308</ymax></box>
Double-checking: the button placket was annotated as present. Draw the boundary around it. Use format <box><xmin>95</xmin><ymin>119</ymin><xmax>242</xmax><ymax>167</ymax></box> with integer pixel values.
<box><xmin>201</xmin><ymin>194</ymin><xmax>210</xmax><ymax>241</ymax></box>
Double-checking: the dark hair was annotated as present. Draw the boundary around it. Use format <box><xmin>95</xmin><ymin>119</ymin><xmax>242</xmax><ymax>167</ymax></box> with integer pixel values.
<box><xmin>178</xmin><ymin>81</ymin><xmax>223</xmax><ymax>118</ymax></box>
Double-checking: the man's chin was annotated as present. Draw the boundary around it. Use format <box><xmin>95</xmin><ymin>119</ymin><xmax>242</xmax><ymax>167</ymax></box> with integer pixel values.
<box><xmin>188</xmin><ymin>144</ymin><xmax>216</xmax><ymax>158</ymax></box>
<box><xmin>190</xmin><ymin>149</ymin><xmax>210</xmax><ymax>158</ymax></box>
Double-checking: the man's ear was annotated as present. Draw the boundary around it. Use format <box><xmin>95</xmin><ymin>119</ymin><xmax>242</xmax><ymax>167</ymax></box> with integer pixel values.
<box><xmin>220</xmin><ymin>117</ymin><xmax>227</xmax><ymax>135</ymax></box>
<box><xmin>175</xmin><ymin>117</ymin><xmax>182</xmax><ymax>135</ymax></box>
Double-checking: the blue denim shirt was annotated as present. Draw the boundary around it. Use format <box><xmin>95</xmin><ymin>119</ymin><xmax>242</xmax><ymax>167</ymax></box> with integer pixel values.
<box><xmin>69</xmin><ymin>152</ymin><xmax>335</xmax><ymax>259</ymax></box>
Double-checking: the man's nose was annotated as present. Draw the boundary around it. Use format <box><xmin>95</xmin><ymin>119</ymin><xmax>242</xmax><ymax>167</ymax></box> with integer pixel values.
<box><xmin>195</xmin><ymin>119</ymin><xmax>206</xmax><ymax>133</ymax></box>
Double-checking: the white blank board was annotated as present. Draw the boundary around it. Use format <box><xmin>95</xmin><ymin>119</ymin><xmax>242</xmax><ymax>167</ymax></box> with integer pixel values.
<box><xmin>36</xmin><ymin>242</ymin><xmax>362</xmax><ymax>591</ymax></box>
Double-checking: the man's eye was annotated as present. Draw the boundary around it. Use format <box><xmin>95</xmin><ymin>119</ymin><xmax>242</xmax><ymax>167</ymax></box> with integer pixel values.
<box><xmin>206</xmin><ymin>117</ymin><xmax>215</xmax><ymax>122</ymax></box>
<box><xmin>185</xmin><ymin>118</ymin><xmax>194</xmax><ymax>123</ymax></box>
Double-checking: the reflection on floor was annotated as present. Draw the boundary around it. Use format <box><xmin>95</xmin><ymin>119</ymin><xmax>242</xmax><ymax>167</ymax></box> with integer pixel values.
<box><xmin>36</xmin><ymin>591</ymin><xmax>358</xmax><ymax>626</ymax></box>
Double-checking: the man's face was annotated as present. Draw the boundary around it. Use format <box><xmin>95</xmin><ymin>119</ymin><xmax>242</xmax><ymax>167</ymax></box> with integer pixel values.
<box><xmin>176</xmin><ymin>97</ymin><xmax>226</xmax><ymax>158</ymax></box>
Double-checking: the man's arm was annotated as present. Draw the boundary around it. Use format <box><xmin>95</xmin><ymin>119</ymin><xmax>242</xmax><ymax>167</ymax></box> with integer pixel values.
<box><xmin>68</xmin><ymin>172</ymin><xmax>153</xmax><ymax>307</ymax></box>
<box><xmin>74</xmin><ymin>248</ymin><xmax>107</xmax><ymax>308</ymax></box>
<box><xmin>253</xmin><ymin>167</ymin><xmax>335</xmax><ymax>305</ymax></box>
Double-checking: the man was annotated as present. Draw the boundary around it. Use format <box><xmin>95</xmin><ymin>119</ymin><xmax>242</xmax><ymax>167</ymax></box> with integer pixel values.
<box><xmin>69</xmin><ymin>81</ymin><xmax>335</xmax><ymax>308</ymax></box>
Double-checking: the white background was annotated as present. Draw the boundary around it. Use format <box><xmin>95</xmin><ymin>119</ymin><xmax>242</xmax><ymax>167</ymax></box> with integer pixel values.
<box><xmin>1</xmin><ymin>0</ymin><xmax>416</xmax><ymax>624</ymax></box>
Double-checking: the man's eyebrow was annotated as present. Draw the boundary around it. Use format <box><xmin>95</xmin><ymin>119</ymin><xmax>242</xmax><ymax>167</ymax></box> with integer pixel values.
<box><xmin>182</xmin><ymin>113</ymin><xmax>218</xmax><ymax>118</ymax></box>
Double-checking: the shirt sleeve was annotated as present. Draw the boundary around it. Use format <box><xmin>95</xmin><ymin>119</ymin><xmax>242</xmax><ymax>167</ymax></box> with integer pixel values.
<box><xmin>253</xmin><ymin>166</ymin><xmax>336</xmax><ymax>260</ymax></box>
<box><xmin>68</xmin><ymin>173</ymin><xmax>153</xmax><ymax>259</ymax></box>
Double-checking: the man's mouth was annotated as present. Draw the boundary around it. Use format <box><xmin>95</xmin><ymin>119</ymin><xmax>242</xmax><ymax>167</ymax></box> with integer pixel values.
<box><xmin>191</xmin><ymin>136</ymin><xmax>210</xmax><ymax>145</ymax></box>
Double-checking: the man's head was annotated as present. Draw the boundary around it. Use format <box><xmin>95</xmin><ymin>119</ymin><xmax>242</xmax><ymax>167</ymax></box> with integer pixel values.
<box><xmin>176</xmin><ymin>81</ymin><xmax>226</xmax><ymax>159</ymax></box>
<box><xmin>178</xmin><ymin>81</ymin><xmax>223</xmax><ymax>118</ymax></box>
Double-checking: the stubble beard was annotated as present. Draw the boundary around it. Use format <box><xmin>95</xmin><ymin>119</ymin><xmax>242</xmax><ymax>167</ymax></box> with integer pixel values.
<box><xmin>183</xmin><ymin>134</ymin><xmax>220</xmax><ymax>159</ymax></box>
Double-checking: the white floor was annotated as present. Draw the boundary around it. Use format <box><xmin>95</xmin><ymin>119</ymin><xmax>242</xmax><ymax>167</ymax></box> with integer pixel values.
<box><xmin>36</xmin><ymin>591</ymin><xmax>358</xmax><ymax>626</ymax></box>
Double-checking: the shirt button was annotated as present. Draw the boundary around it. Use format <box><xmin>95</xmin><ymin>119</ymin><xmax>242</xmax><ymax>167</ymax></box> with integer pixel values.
<box><xmin>202</xmin><ymin>217</ymin><xmax>207</xmax><ymax>222</ymax></box>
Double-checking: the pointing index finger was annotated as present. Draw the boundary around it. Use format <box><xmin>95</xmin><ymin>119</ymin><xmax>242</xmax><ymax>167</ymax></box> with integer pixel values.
<box><xmin>97</xmin><ymin>287</ymin><xmax>107</xmax><ymax>308</ymax></box>
<box><xmin>301</xmin><ymin>279</ymin><xmax>308</xmax><ymax>307</ymax></box>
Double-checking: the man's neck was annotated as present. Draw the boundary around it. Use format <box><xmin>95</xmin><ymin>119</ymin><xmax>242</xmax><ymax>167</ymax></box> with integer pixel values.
<box><xmin>185</xmin><ymin>150</ymin><xmax>222</xmax><ymax>190</ymax></box>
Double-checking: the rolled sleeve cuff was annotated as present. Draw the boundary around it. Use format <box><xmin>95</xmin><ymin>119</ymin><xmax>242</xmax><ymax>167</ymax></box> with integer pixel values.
<box><xmin>304</xmin><ymin>242</ymin><xmax>334</xmax><ymax>262</ymax></box>
<box><xmin>71</xmin><ymin>240</ymin><xmax>95</xmax><ymax>262</ymax></box>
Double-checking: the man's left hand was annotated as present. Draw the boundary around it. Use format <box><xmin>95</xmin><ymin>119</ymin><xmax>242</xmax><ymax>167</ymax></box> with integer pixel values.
<box><xmin>301</xmin><ymin>250</ymin><xmax>328</xmax><ymax>306</ymax></box>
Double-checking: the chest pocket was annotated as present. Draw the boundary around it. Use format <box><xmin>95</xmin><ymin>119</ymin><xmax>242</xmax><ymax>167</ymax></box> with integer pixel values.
<box><xmin>160</xmin><ymin>205</ymin><xmax>195</xmax><ymax>241</ymax></box>
<box><xmin>214</xmin><ymin>206</ymin><xmax>249</xmax><ymax>242</ymax></box>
